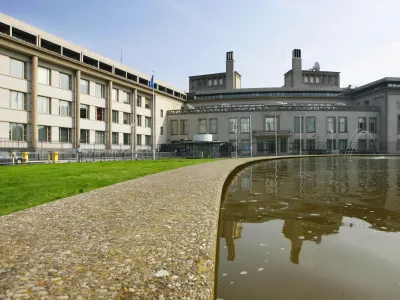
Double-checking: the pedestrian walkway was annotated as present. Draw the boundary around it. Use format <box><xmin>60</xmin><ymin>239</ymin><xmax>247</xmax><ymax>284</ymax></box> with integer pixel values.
<box><xmin>0</xmin><ymin>157</ymin><xmax>274</xmax><ymax>299</ymax></box>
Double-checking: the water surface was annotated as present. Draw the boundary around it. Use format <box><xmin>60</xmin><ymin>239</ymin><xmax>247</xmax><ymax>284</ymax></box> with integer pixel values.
<box><xmin>217</xmin><ymin>157</ymin><xmax>400</xmax><ymax>300</ymax></box>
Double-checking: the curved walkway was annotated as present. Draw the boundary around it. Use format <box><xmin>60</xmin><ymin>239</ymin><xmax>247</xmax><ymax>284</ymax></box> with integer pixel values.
<box><xmin>0</xmin><ymin>156</ymin><xmax>284</xmax><ymax>299</ymax></box>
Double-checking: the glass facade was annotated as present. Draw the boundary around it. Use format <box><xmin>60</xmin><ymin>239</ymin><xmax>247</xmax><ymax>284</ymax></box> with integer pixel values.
<box><xmin>95</xmin><ymin>83</ymin><xmax>105</xmax><ymax>98</ymax></box>
<box><xmin>112</xmin><ymin>110</ymin><xmax>119</xmax><ymax>123</ymax></box>
<box><xmin>38</xmin><ymin>67</ymin><xmax>50</xmax><ymax>85</ymax></box>
<box><xmin>241</xmin><ymin>117</ymin><xmax>250</xmax><ymax>133</ymax></box>
<box><xmin>59</xmin><ymin>73</ymin><xmax>71</xmax><ymax>90</ymax></box>
<box><xmin>59</xmin><ymin>127</ymin><xmax>71</xmax><ymax>143</ymax></box>
<box><xmin>123</xmin><ymin>133</ymin><xmax>130</xmax><ymax>145</ymax></box>
<box><xmin>180</xmin><ymin>120</ymin><xmax>188</xmax><ymax>135</ymax></box>
<box><xmin>59</xmin><ymin>100</ymin><xmax>71</xmax><ymax>117</ymax></box>
<box><xmin>306</xmin><ymin>117</ymin><xmax>315</xmax><ymax>133</ymax></box>
<box><xmin>38</xmin><ymin>96</ymin><xmax>51</xmax><ymax>114</ymax></box>
<box><xmin>10</xmin><ymin>91</ymin><xmax>26</xmax><ymax>110</ymax></box>
<box><xmin>265</xmin><ymin>117</ymin><xmax>276</xmax><ymax>131</ymax></box>
<box><xmin>358</xmin><ymin>117</ymin><xmax>366</xmax><ymax>130</ymax></box>
<box><xmin>199</xmin><ymin>119</ymin><xmax>207</xmax><ymax>133</ymax></box>
<box><xmin>327</xmin><ymin>117</ymin><xmax>336</xmax><ymax>133</ymax></box>
<box><xmin>339</xmin><ymin>117</ymin><xmax>347</xmax><ymax>133</ymax></box>
<box><xmin>10</xmin><ymin>59</ymin><xmax>25</xmax><ymax>79</ymax></box>
<box><xmin>171</xmin><ymin>120</ymin><xmax>178</xmax><ymax>135</ymax></box>
<box><xmin>123</xmin><ymin>113</ymin><xmax>130</xmax><ymax>125</ymax></box>
<box><xmin>80</xmin><ymin>129</ymin><xmax>89</xmax><ymax>144</ymax></box>
<box><xmin>38</xmin><ymin>126</ymin><xmax>51</xmax><ymax>142</ymax></box>
<box><xmin>80</xmin><ymin>104</ymin><xmax>89</xmax><ymax>119</ymax></box>
<box><xmin>95</xmin><ymin>131</ymin><xmax>105</xmax><ymax>144</ymax></box>
<box><xmin>369</xmin><ymin>118</ymin><xmax>377</xmax><ymax>133</ymax></box>
<box><xmin>80</xmin><ymin>79</ymin><xmax>89</xmax><ymax>94</ymax></box>
<box><xmin>209</xmin><ymin>118</ymin><xmax>218</xmax><ymax>134</ymax></box>
<box><xmin>112</xmin><ymin>132</ymin><xmax>119</xmax><ymax>145</ymax></box>
<box><xmin>294</xmin><ymin>116</ymin><xmax>303</xmax><ymax>133</ymax></box>
<box><xmin>9</xmin><ymin>123</ymin><xmax>26</xmax><ymax>141</ymax></box>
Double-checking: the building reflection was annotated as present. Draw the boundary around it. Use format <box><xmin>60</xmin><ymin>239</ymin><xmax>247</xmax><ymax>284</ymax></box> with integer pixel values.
<box><xmin>219</xmin><ymin>157</ymin><xmax>400</xmax><ymax>264</ymax></box>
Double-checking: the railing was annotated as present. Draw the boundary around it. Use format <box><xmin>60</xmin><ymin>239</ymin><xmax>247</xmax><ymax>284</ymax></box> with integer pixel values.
<box><xmin>167</xmin><ymin>104</ymin><xmax>380</xmax><ymax>115</ymax></box>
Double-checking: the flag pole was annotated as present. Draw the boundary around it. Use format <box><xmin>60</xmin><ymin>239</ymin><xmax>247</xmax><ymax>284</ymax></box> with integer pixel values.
<box><xmin>151</xmin><ymin>71</ymin><xmax>155</xmax><ymax>159</ymax></box>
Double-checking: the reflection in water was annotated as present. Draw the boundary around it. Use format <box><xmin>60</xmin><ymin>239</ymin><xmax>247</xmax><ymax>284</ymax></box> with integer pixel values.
<box><xmin>217</xmin><ymin>157</ymin><xmax>400</xmax><ymax>300</ymax></box>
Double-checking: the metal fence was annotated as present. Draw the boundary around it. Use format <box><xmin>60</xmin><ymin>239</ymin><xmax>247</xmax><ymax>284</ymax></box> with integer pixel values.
<box><xmin>2</xmin><ymin>140</ymin><xmax>400</xmax><ymax>165</ymax></box>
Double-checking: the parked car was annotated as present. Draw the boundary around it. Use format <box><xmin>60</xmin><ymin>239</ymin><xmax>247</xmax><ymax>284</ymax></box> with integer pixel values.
<box><xmin>0</xmin><ymin>152</ymin><xmax>26</xmax><ymax>165</ymax></box>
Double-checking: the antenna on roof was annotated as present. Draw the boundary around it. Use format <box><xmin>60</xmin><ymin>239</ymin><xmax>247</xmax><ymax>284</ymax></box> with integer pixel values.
<box><xmin>120</xmin><ymin>47</ymin><xmax>123</xmax><ymax>64</ymax></box>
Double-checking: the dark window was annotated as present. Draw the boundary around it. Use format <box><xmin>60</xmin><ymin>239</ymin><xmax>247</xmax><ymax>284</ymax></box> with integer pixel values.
<box><xmin>115</xmin><ymin>68</ymin><xmax>126</xmax><ymax>77</ymax></box>
<box><xmin>0</xmin><ymin>22</ymin><xmax>10</xmax><ymax>35</ymax></box>
<box><xmin>12</xmin><ymin>28</ymin><xmax>36</xmax><ymax>45</ymax></box>
<box><xmin>40</xmin><ymin>39</ymin><xmax>61</xmax><ymax>54</ymax></box>
<box><xmin>96</xmin><ymin>107</ymin><xmax>104</xmax><ymax>121</ymax></box>
<box><xmin>63</xmin><ymin>47</ymin><xmax>80</xmax><ymax>61</ymax></box>
<box><xmin>83</xmin><ymin>55</ymin><xmax>98</xmax><ymax>67</ymax></box>
<box><xmin>99</xmin><ymin>62</ymin><xmax>112</xmax><ymax>72</ymax></box>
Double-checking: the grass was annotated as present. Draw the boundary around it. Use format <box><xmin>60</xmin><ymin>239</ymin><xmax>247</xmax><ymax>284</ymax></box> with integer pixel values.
<box><xmin>0</xmin><ymin>159</ymin><xmax>218</xmax><ymax>216</ymax></box>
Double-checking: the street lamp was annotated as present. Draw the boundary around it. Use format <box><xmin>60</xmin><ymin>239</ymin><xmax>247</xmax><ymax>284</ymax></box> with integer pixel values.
<box><xmin>131</xmin><ymin>122</ymin><xmax>135</xmax><ymax>160</ymax></box>
<box><xmin>235</xmin><ymin>123</ymin><xmax>238</xmax><ymax>158</ymax></box>
<box><xmin>274</xmin><ymin>114</ymin><xmax>278</xmax><ymax>156</ymax></box>
<box><xmin>299</xmin><ymin>114</ymin><xmax>302</xmax><ymax>156</ymax></box>
<box><xmin>330</xmin><ymin>129</ymin><xmax>334</xmax><ymax>153</ymax></box>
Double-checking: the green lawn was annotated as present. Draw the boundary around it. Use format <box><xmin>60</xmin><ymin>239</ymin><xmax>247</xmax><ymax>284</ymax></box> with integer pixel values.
<box><xmin>0</xmin><ymin>159</ymin><xmax>217</xmax><ymax>216</ymax></box>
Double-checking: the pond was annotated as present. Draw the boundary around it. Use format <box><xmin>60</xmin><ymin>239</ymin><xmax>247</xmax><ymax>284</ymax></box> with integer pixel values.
<box><xmin>217</xmin><ymin>157</ymin><xmax>400</xmax><ymax>300</ymax></box>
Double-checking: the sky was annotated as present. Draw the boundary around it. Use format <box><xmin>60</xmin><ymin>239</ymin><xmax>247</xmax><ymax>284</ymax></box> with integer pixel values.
<box><xmin>3</xmin><ymin>0</ymin><xmax>400</xmax><ymax>91</ymax></box>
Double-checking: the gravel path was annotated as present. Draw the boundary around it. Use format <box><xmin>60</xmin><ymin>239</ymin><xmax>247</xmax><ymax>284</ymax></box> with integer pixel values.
<box><xmin>0</xmin><ymin>157</ymin><xmax>272</xmax><ymax>299</ymax></box>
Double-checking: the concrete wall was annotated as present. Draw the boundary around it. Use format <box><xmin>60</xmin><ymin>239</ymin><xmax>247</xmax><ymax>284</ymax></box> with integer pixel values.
<box><xmin>167</xmin><ymin>109</ymin><xmax>380</xmax><ymax>152</ymax></box>
<box><xmin>0</xmin><ymin>44</ymin><xmax>184</xmax><ymax>150</ymax></box>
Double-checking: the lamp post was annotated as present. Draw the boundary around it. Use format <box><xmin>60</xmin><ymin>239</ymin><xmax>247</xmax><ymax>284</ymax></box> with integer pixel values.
<box><xmin>299</xmin><ymin>114</ymin><xmax>302</xmax><ymax>156</ymax></box>
<box><xmin>250</xmin><ymin>115</ymin><xmax>253</xmax><ymax>157</ymax></box>
<box><xmin>235</xmin><ymin>123</ymin><xmax>238</xmax><ymax>158</ymax></box>
<box><xmin>275</xmin><ymin>114</ymin><xmax>278</xmax><ymax>156</ymax></box>
<box><xmin>131</xmin><ymin>122</ymin><xmax>135</xmax><ymax>160</ymax></box>
<box><xmin>330</xmin><ymin>129</ymin><xmax>334</xmax><ymax>153</ymax></box>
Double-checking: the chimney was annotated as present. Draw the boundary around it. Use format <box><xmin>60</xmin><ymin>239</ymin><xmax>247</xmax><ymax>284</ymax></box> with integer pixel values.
<box><xmin>226</xmin><ymin>51</ymin><xmax>235</xmax><ymax>90</ymax></box>
<box><xmin>291</xmin><ymin>49</ymin><xmax>302</xmax><ymax>87</ymax></box>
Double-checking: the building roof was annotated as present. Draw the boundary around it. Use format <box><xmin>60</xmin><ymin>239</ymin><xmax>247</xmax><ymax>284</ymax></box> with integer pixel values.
<box><xmin>0</xmin><ymin>12</ymin><xmax>185</xmax><ymax>94</ymax></box>
<box><xmin>189</xmin><ymin>71</ymin><xmax>242</xmax><ymax>79</ymax></box>
<box><xmin>284</xmin><ymin>69</ymin><xmax>341</xmax><ymax>76</ymax></box>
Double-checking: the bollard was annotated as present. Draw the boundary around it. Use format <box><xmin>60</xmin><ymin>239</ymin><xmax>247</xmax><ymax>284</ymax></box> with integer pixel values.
<box><xmin>22</xmin><ymin>152</ymin><xmax>29</xmax><ymax>163</ymax></box>
<box><xmin>52</xmin><ymin>151</ymin><xmax>59</xmax><ymax>163</ymax></box>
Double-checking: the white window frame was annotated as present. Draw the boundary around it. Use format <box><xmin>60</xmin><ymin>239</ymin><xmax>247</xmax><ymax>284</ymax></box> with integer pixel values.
<box><xmin>59</xmin><ymin>73</ymin><xmax>71</xmax><ymax>90</ymax></box>
<box><xmin>95</xmin><ymin>131</ymin><xmax>105</xmax><ymax>144</ymax></box>
<box><xmin>171</xmin><ymin>120</ymin><xmax>178</xmax><ymax>135</ymax></box>
<box><xmin>38</xmin><ymin>67</ymin><xmax>51</xmax><ymax>85</ymax></box>
<box><xmin>38</xmin><ymin>96</ymin><xmax>51</xmax><ymax>114</ymax></box>
<box><xmin>10</xmin><ymin>59</ymin><xmax>26</xmax><ymax>79</ymax></box>
<box><xmin>112</xmin><ymin>110</ymin><xmax>119</xmax><ymax>123</ymax></box>
<box><xmin>95</xmin><ymin>83</ymin><xmax>105</xmax><ymax>98</ymax></box>
<box><xmin>10</xmin><ymin>91</ymin><xmax>26</xmax><ymax>111</ymax></box>
<box><xmin>80</xmin><ymin>79</ymin><xmax>89</xmax><ymax>95</ymax></box>
<box><xmin>59</xmin><ymin>100</ymin><xmax>71</xmax><ymax>117</ymax></box>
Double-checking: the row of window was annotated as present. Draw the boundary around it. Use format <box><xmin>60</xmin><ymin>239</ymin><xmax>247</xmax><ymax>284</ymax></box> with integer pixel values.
<box><xmin>9</xmin><ymin>123</ymin><xmax>152</xmax><ymax>146</ymax></box>
<box><xmin>292</xmin><ymin>139</ymin><xmax>375</xmax><ymax>151</ymax></box>
<box><xmin>170</xmin><ymin>116</ymin><xmax>378</xmax><ymax>135</ymax></box>
<box><xmin>303</xmin><ymin>74</ymin><xmax>338</xmax><ymax>85</ymax></box>
<box><xmin>9</xmin><ymin>92</ymin><xmax>156</xmax><ymax>127</ymax></box>
<box><xmin>10</xmin><ymin>59</ymin><xmax>157</xmax><ymax>107</ymax></box>
<box><xmin>170</xmin><ymin>120</ymin><xmax>189</xmax><ymax>135</ymax></box>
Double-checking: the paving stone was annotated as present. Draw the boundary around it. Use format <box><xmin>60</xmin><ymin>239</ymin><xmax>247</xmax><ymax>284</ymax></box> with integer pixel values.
<box><xmin>0</xmin><ymin>157</ymin><xmax>283</xmax><ymax>298</ymax></box>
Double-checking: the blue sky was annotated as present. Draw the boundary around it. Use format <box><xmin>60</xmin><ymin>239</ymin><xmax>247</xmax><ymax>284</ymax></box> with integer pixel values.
<box><xmin>2</xmin><ymin>0</ymin><xmax>400</xmax><ymax>90</ymax></box>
